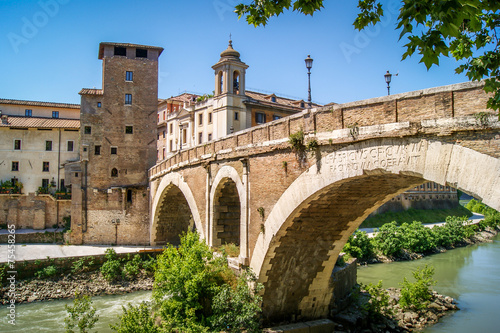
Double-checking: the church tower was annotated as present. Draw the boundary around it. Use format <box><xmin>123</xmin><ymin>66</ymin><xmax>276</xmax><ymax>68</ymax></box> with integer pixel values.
<box><xmin>211</xmin><ymin>39</ymin><xmax>249</xmax><ymax>137</ymax></box>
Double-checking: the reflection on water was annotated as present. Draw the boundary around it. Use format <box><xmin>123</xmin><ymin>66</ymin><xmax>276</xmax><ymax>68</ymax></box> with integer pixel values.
<box><xmin>0</xmin><ymin>290</ymin><xmax>152</xmax><ymax>332</ymax></box>
<box><xmin>357</xmin><ymin>234</ymin><xmax>500</xmax><ymax>332</ymax></box>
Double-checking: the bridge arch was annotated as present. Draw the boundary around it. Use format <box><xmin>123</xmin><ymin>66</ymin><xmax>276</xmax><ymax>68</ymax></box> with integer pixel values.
<box><xmin>209</xmin><ymin>165</ymin><xmax>248</xmax><ymax>259</ymax></box>
<box><xmin>250</xmin><ymin>137</ymin><xmax>500</xmax><ymax>323</ymax></box>
<box><xmin>151</xmin><ymin>172</ymin><xmax>204</xmax><ymax>246</ymax></box>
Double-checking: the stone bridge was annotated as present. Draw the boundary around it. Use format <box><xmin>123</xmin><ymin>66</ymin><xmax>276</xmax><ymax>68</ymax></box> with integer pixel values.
<box><xmin>148</xmin><ymin>81</ymin><xmax>500</xmax><ymax>323</ymax></box>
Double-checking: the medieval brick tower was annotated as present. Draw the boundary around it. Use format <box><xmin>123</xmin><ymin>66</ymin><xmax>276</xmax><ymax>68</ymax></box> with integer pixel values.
<box><xmin>70</xmin><ymin>42</ymin><xmax>163</xmax><ymax>245</ymax></box>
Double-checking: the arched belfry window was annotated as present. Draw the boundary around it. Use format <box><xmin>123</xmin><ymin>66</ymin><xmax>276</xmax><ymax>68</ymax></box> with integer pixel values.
<box><xmin>233</xmin><ymin>71</ymin><xmax>240</xmax><ymax>94</ymax></box>
<box><xmin>218</xmin><ymin>71</ymin><xmax>224</xmax><ymax>95</ymax></box>
<box><xmin>111</xmin><ymin>168</ymin><xmax>118</xmax><ymax>177</ymax></box>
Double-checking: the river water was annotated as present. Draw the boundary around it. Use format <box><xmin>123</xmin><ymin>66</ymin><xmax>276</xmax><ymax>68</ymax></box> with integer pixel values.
<box><xmin>358</xmin><ymin>233</ymin><xmax>500</xmax><ymax>332</ymax></box>
<box><xmin>2</xmin><ymin>234</ymin><xmax>500</xmax><ymax>331</ymax></box>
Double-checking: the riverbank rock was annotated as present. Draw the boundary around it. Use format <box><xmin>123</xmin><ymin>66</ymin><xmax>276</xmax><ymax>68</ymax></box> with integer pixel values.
<box><xmin>330</xmin><ymin>287</ymin><xmax>458</xmax><ymax>332</ymax></box>
<box><xmin>0</xmin><ymin>270</ymin><xmax>154</xmax><ymax>305</ymax></box>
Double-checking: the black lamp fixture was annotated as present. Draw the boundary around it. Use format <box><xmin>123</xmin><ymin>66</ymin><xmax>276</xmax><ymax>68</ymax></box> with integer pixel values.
<box><xmin>305</xmin><ymin>55</ymin><xmax>313</xmax><ymax>108</ymax></box>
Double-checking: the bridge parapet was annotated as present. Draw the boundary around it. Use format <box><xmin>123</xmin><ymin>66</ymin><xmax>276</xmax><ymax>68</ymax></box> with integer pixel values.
<box><xmin>149</xmin><ymin>81</ymin><xmax>491</xmax><ymax>180</ymax></box>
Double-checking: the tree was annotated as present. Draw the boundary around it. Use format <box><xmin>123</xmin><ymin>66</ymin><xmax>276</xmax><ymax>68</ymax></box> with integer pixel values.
<box><xmin>236</xmin><ymin>0</ymin><xmax>500</xmax><ymax>113</ymax></box>
<box><xmin>64</xmin><ymin>293</ymin><xmax>99</xmax><ymax>333</ymax></box>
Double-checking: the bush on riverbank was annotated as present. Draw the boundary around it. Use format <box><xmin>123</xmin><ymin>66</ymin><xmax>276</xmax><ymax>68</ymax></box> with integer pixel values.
<box><xmin>343</xmin><ymin>210</ymin><xmax>500</xmax><ymax>262</ymax></box>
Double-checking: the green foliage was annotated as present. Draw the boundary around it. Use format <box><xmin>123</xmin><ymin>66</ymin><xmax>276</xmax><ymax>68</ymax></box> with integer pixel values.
<box><xmin>123</xmin><ymin>255</ymin><xmax>142</xmax><ymax>280</ymax></box>
<box><xmin>372</xmin><ymin>222</ymin><xmax>403</xmax><ymax>257</ymax></box>
<box><xmin>35</xmin><ymin>265</ymin><xmax>58</xmax><ymax>279</ymax></box>
<box><xmin>342</xmin><ymin>230</ymin><xmax>374</xmax><ymax>260</ymax></box>
<box><xmin>0</xmin><ymin>263</ymin><xmax>7</xmax><ymax>285</ymax></box>
<box><xmin>361</xmin><ymin>280</ymin><xmax>392</xmax><ymax>318</ymax></box>
<box><xmin>288</xmin><ymin>130</ymin><xmax>305</xmax><ymax>152</ymax></box>
<box><xmin>72</xmin><ymin>257</ymin><xmax>95</xmax><ymax>274</ymax></box>
<box><xmin>209</xmin><ymin>270</ymin><xmax>263</xmax><ymax>333</ymax></box>
<box><xmin>64</xmin><ymin>293</ymin><xmax>99</xmax><ymax>333</ymax></box>
<box><xmin>101</xmin><ymin>249</ymin><xmax>122</xmax><ymax>282</ymax></box>
<box><xmin>236</xmin><ymin>0</ymin><xmax>500</xmax><ymax>113</ymax></box>
<box><xmin>142</xmin><ymin>256</ymin><xmax>157</xmax><ymax>275</ymax></box>
<box><xmin>399</xmin><ymin>221</ymin><xmax>436</xmax><ymax>253</ymax></box>
<box><xmin>110</xmin><ymin>302</ymin><xmax>159</xmax><ymax>333</ymax></box>
<box><xmin>399</xmin><ymin>265</ymin><xmax>436</xmax><ymax>311</ymax></box>
<box><xmin>218</xmin><ymin>243</ymin><xmax>240</xmax><ymax>257</ymax></box>
<box><xmin>153</xmin><ymin>231</ymin><xmax>262</xmax><ymax>332</ymax></box>
<box><xmin>306</xmin><ymin>139</ymin><xmax>319</xmax><ymax>151</ymax></box>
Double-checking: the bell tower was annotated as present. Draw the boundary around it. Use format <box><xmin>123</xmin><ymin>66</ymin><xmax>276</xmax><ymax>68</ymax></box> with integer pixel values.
<box><xmin>212</xmin><ymin>39</ymin><xmax>249</xmax><ymax>136</ymax></box>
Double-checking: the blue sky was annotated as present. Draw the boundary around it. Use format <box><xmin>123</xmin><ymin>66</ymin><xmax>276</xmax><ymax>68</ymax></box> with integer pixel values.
<box><xmin>0</xmin><ymin>0</ymin><xmax>468</xmax><ymax>106</ymax></box>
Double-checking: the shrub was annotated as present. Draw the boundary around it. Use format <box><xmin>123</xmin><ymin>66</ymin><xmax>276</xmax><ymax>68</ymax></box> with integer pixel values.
<box><xmin>72</xmin><ymin>257</ymin><xmax>95</xmax><ymax>274</ymax></box>
<box><xmin>372</xmin><ymin>222</ymin><xmax>403</xmax><ymax>257</ymax></box>
<box><xmin>110</xmin><ymin>302</ymin><xmax>159</xmax><ymax>333</ymax></box>
<box><xmin>361</xmin><ymin>280</ymin><xmax>392</xmax><ymax>318</ymax></box>
<box><xmin>123</xmin><ymin>255</ymin><xmax>142</xmax><ymax>280</ymax></box>
<box><xmin>65</xmin><ymin>293</ymin><xmax>99</xmax><ymax>333</ymax></box>
<box><xmin>153</xmin><ymin>231</ymin><xmax>262</xmax><ymax>332</ymax></box>
<box><xmin>218</xmin><ymin>243</ymin><xmax>240</xmax><ymax>257</ymax></box>
<box><xmin>35</xmin><ymin>265</ymin><xmax>57</xmax><ymax>279</ymax></box>
<box><xmin>142</xmin><ymin>256</ymin><xmax>157</xmax><ymax>275</ymax></box>
<box><xmin>399</xmin><ymin>221</ymin><xmax>435</xmax><ymax>253</ymax></box>
<box><xmin>101</xmin><ymin>248</ymin><xmax>122</xmax><ymax>282</ymax></box>
<box><xmin>399</xmin><ymin>265</ymin><xmax>436</xmax><ymax>311</ymax></box>
<box><xmin>342</xmin><ymin>230</ymin><xmax>374</xmax><ymax>260</ymax></box>
<box><xmin>289</xmin><ymin>130</ymin><xmax>305</xmax><ymax>152</ymax></box>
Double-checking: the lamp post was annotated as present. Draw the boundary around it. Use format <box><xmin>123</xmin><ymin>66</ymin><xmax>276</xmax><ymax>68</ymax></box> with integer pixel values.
<box><xmin>305</xmin><ymin>55</ymin><xmax>313</xmax><ymax>108</ymax></box>
<box><xmin>384</xmin><ymin>70</ymin><xmax>397</xmax><ymax>95</ymax></box>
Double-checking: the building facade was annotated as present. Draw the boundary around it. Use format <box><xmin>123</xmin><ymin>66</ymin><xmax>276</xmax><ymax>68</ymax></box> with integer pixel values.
<box><xmin>0</xmin><ymin>99</ymin><xmax>80</xmax><ymax>228</ymax></box>
<box><xmin>157</xmin><ymin>40</ymin><xmax>315</xmax><ymax>161</ymax></box>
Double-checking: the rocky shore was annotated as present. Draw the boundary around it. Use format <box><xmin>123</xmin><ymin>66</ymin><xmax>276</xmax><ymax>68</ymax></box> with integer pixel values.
<box><xmin>332</xmin><ymin>288</ymin><xmax>458</xmax><ymax>332</ymax></box>
<box><xmin>0</xmin><ymin>271</ymin><xmax>153</xmax><ymax>305</ymax></box>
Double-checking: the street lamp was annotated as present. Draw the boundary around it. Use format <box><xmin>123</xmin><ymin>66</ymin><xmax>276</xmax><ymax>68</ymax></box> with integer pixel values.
<box><xmin>305</xmin><ymin>55</ymin><xmax>313</xmax><ymax>108</ymax></box>
<box><xmin>384</xmin><ymin>70</ymin><xmax>397</xmax><ymax>95</ymax></box>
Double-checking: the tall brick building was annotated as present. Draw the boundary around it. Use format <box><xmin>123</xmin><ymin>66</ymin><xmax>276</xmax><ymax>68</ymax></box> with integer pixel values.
<box><xmin>69</xmin><ymin>42</ymin><xmax>163</xmax><ymax>245</ymax></box>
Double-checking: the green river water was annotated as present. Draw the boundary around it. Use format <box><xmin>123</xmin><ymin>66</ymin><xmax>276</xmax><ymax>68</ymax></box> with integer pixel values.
<box><xmin>2</xmin><ymin>233</ymin><xmax>500</xmax><ymax>332</ymax></box>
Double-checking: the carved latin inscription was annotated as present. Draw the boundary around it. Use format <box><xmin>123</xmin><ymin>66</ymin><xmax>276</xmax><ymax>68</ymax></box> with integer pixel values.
<box><xmin>325</xmin><ymin>141</ymin><xmax>427</xmax><ymax>172</ymax></box>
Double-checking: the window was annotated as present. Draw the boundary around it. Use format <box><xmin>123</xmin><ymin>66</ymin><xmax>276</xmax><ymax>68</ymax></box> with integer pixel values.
<box><xmin>162</xmin><ymin>148</ymin><xmax>165</xmax><ymax>159</ymax></box>
<box><xmin>60</xmin><ymin>179</ymin><xmax>65</xmax><ymax>191</ymax></box>
<box><xmin>84</xmin><ymin>126</ymin><xmax>91</xmax><ymax>134</ymax></box>
<box><xmin>125</xmin><ymin>126</ymin><xmax>133</xmax><ymax>134</ymax></box>
<box><xmin>52</xmin><ymin>111</ymin><xmax>59</xmax><ymax>118</ymax></box>
<box><xmin>126</xmin><ymin>71</ymin><xmax>133</xmax><ymax>81</ymax></box>
<box><xmin>209</xmin><ymin>112</ymin><xmax>213</xmax><ymax>123</ymax></box>
<box><xmin>42</xmin><ymin>179</ymin><xmax>49</xmax><ymax>188</ymax></box>
<box><xmin>25</xmin><ymin>109</ymin><xmax>32</xmax><ymax>117</ymax></box>
<box><xmin>11</xmin><ymin>161</ymin><xmax>19</xmax><ymax>171</ymax></box>
<box><xmin>199</xmin><ymin>132</ymin><xmax>203</xmax><ymax>144</ymax></box>
<box><xmin>114</xmin><ymin>46</ymin><xmax>126</xmax><ymax>56</ymax></box>
<box><xmin>208</xmin><ymin>133</ymin><xmax>212</xmax><ymax>141</ymax></box>
<box><xmin>125</xmin><ymin>94</ymin><xmax>132</xmax><ymax>105</ymax></box>
<box><xmin>170</xmin><ymin>123</ymin><xmax>173</xmax><ymax>133</ymax></box>
<box><xmin>111</xmin><ymin>168</ymin><xmax>118</xmax><ymax>177</ymax></box>
<box><xmin>45</xmin><ymin>140</ymin><xmax>52</xmax><ymax>151</ymax></box>
<box><xmin>169</xmin><ymin>140</ymin><xmax>173</xmax><ymax>152</ymax></box>
<box><xmin>43</xmin><ymin>161</ymin><xmax>49</xmax><ymax>172</ymax></box>
<box><xmin>199</xmin><ymin>113</ymin><xmax>203</xmax><ymax>125</ymax></box>
<box><xmin>67</xmin><ymin>141</ymin><xmax>74</xmax><ymax>152</ymax></box>
<box><xmin>97</xmin><ymin>102</ymin><xmax>102</xmax><ymax>108</ymax></box>
<box><xmin>255</xmin><ymin>112</ymin><xmax>266</xmax><ymax>124</ymax></box>
<box><xmin>127</xmin><ymin>189</ymin><xmax>132</xmax><ymax>203</ymax></box>
<box><xmin>111</xmin><ymin>147</ymin><xmax>117</xmax><ymax>155</ymax></box>
<box><xmin>163</xmin><ymin>130</ymin><xmax>165</xmax><ymax>138</ymax></box>
<box><xmin>300</xmin><ymin>102</ymin><xmax>305</xmax><ymax>108</ymax></box>
<box><xmin>234</xmin><ymin>112</ymin><xmax>239</xmax><ymax>121</ymax></box>
<box><xmin>136</xmin><ymin>48</ymin><xmax>147</xmax><ymax>58</ymax></box>
<box><xmin>271</xmin><ymin>96</ymin><xmax>276</xmax><ymax>103</ymax></box>
<box><xmin>95</xmin><ymin>145</ymin><xmax>101</xmax><ymax>155</ymax></box>
<box><xmin>182</xmin><ymin>129</ymin><xmax>187</xmax><ymax>145</ymax></box>
<box><xmin>273</xmin><ymin>115</ymin><xmax>282</xmax><ymax>121</ymax></box>
<box><xmin>14</xmin><ymin>139</ymin><xmax>21</xmax><ymax>150</ymax></box>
